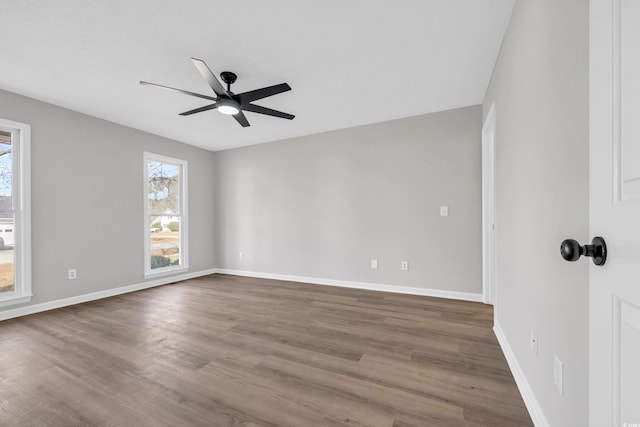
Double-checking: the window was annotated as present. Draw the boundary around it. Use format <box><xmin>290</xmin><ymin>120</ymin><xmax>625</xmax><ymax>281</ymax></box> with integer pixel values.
<box><xmin>144</xmin><ymin>152</ymin><xmax>188</xmax><ymax>277</ymax></box>
<box><xmin>0</xmin><ymin>118</ymin><xmax>31</xmax><ymax>307</ymax></box>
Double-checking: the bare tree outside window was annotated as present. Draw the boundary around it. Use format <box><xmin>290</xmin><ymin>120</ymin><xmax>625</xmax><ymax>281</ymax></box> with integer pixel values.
<box><xmin>147</xmin><ymin>161</ymin><xmax>179</xmax><ymax>213</ymax></box>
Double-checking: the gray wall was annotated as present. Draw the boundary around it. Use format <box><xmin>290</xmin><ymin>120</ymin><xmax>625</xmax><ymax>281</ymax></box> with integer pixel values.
<box><xmin>0</xmin><ymin>88</ymin><xmax>216</xmax><ymax>309</ymax></box>
<box><xmin>0</xmin><ymin>89</ymin><xmax>481</xmax><ymax>313</ymax></box>
<box><xmin>214</xmin><ymin>106</ymin><xmax>482</xmax><ymax>294</ymax></box>
<box><xmin>483</xmin><ymin>0</ymin><xmax>589</xmax><ymax>425</ymax></box>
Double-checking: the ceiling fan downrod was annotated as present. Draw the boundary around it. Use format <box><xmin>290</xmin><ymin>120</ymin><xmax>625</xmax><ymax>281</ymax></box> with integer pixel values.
<box><xmin>220</xmin><ymin>71</ymin><xmax>237</xmax><ymax>93</ymax></box>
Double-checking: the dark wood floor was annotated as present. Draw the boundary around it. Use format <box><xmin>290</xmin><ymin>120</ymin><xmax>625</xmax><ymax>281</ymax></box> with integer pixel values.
<box><xmin>0</xmin><ymin>274</ymin><xmax>533</xmax><ymax>426</ymax></box>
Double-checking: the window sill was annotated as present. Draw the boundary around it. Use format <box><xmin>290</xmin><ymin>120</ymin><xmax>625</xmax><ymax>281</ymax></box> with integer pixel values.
<box><xmin>0</xmin><ymin>294</ymin><xmax>33</xmax><ymax>308</ymax></box>
<box><xmin>144</xmin><ymin>266</ymin><xmax>189</xmax><ymax>280</ymax></box>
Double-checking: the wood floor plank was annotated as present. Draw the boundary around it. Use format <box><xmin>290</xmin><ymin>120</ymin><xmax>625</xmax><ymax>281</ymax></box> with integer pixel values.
<box><xmin>0</xmin><ymin>274</ymin><xmax>533</xmax><ymax>426</ymax></box>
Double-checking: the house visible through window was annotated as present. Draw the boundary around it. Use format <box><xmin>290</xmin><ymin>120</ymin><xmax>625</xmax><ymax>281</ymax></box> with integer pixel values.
<box><xmin>0</xmin><ymin>119</ymin><xmax>32</xmax><ymax>307</ymax></box>
<box><xmin>144</xmin><ymin>152</ymin><xmax>187</xmax><ymax>277</ymax></box>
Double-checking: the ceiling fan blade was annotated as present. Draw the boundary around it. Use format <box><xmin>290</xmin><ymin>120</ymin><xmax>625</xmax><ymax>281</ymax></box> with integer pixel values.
<box><xmin>179</xmin><ymin>103</ymin><xmax>218</xmax><ymax>116</ymax></box>
<box><xmin>139</xmin><ymin>81</ymin><xmax>217</xmax><ymax>101</ymax></box>
<box><xmin>190</xmin><ymin>57</ymin><xmax>228</xmax><ymax>97</ymax></box>
<box><xmin>243</xmin><ymin>104</ymin><xmax>295</xmax><ymax>120</ymax></box>
<box><xmin>238</xmin><ymin>83</ymin><xmax>291</xmax><ymax>105</ymax></box>
<box><xmin>232</xmin><ymin>111</ymin><xmax>250</xmax><ymax>127</ymax></box>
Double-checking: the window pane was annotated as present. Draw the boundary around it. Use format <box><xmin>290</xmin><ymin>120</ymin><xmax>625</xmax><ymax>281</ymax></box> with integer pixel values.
<box><xmin>0</xmin><ymin>133</ymin><xmax>12</xmax><ymax>204</ymax></box>
<box><xmin>149</xmin><ymin>215</ymin><xmax>180</xmax><ymax>269</ymax></box>
<box><xmin>0</xmin><ymin>223</ymin><xmax>14</xmax><ymax>293</ymax></box>
<box><xmin>0</xmin><ymin>132</ymin><xmax>13</xmax><ymax>293</ymax></box>
<box><xmin>147</xmin><ymin>161</ymin><xmax>180</xmax><ymax>216</ymax></box>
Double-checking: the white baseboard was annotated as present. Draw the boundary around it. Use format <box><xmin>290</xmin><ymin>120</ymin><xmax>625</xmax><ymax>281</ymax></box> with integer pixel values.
<box><xmin>0</xmin><ymin>268</ymin><xmax>217</xmax><ymax>322</ymax></box>
<box><xmin>493</xmin><ymin>322</ymin><xmax>549</xmax><ymax>427</ymax></box>
<box><xmin>215</xmin><ymin>268</ymin><xmax>483</xmax><ymax>302</ymax></box>
<box><xmin>0</xmin><ymin>267</ymin><xmax>482</xmax><ymax>322</ymax></box>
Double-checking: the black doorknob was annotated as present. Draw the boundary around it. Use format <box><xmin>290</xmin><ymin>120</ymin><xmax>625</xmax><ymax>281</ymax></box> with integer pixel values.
<box><xmin>560</xmin><ymin>237</ymin><xmax>607</xmax><ymax>266</ymax></box>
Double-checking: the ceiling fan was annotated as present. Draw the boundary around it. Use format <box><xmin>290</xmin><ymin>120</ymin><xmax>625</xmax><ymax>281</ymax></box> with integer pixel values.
<box><xmin>140</xmin><ymin>57</ymin><xmax>294</xmax><ymax>127</ymax></box>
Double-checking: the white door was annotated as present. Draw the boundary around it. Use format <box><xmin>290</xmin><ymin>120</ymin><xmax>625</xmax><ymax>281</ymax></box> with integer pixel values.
<box><xmin>590</xmin><ymin>0</ymin><xmax>640</xmax><ymax>425</ymax></box>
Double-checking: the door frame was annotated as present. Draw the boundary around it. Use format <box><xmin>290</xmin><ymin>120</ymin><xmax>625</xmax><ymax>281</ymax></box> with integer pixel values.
<box><xmin>482</xmin><ymin>103</ymin><xmax>497</xmax><ymax>306</ymax></box>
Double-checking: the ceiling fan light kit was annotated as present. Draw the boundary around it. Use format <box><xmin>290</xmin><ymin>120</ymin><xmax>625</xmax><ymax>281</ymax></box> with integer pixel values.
<box><xmin>216</xmin><ymin>99</ymin><xmax>240</xmax><ymax>115</ymax></box>
<box><xmin>140</xmin><ymin>58</ymin><xmax>294</xmax><ymax>127</ymax></box>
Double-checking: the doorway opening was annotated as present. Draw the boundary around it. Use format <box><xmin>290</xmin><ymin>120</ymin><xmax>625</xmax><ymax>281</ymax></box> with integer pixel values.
<box><xmin>482</xmin><ymin>103</ymin><xmax>496</xmax><ymax>306</ymax></box>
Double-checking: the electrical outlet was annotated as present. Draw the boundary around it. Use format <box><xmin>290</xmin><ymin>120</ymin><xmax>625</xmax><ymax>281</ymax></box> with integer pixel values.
<box><xmin>239</xmin><ymin>251</ymin><xmax>244</xmax><ymax>260</ymax></box>
<box><xmin>530</xmin><ymin>330</ymin><xmax>538</xmax><ymax>355</ymax></box>
<box><xmin>554</xmin><ymin>355</ymin><xmax>564</xmax><ymax>395</ymax></box>
<box><xmin>68</xmin><ymin>269</ymin><xmax>77</xmax><ymax>280</ymax></box>
<box><xmin>401</xmin><ymin>261</ymin><xmax>409</xmax><ymax>271</ymax></box>
<box><xmin>370</xmin><ymin>259</ymin><xmax>378</xmax><ymax>269</ymax></box>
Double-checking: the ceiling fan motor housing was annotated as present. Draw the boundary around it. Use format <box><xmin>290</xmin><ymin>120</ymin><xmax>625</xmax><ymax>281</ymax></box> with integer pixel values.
<box><xmin>217</xmin><ymin>98</ymin><xmax>241</xmax><ymax>115</ymax></box>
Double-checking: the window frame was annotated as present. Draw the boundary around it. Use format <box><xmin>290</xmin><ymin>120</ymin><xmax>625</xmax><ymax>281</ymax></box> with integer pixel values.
<box><xmin>0</xmin><ymin>118</ymin><xmax>32</xmax><ymax>308</ymax></box>
<box><xmin>143</xmin><ymin>152</ymin><xmax>188</xmax><ymax>278</ymax></box>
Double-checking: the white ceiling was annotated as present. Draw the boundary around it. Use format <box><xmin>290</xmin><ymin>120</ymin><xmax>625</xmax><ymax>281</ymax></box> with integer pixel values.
<box><xmin>0</xmin><ymin>0</ymin><xmax>514</xmax><ymax>152</ymax></box>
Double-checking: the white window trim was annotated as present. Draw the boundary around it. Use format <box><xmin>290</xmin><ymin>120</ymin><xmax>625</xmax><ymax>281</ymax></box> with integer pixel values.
<box><xmin>0</xmin><ymin>118</ymin><xmax>32</xmax><ymax>308</ymax></box>
<box><xmin>143</xmin><ymin>152</ymin><xmax>188</xmax><ymax>279</ymax></box>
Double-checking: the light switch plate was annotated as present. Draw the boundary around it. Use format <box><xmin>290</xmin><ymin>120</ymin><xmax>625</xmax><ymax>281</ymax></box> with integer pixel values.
<box><xmin>440</xmin><ymin>206</ymin><xmax>449</xmax><ymax>216</ymax></box>
<box><xmin>554</xmin><ymin>355</ymin><xmax>564</xmax><ymax>395</ymax></box>
<box><xmin>530</xmin><ymin>330</ymin><xmax>538</xmax><ymax>355</ymax></box>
